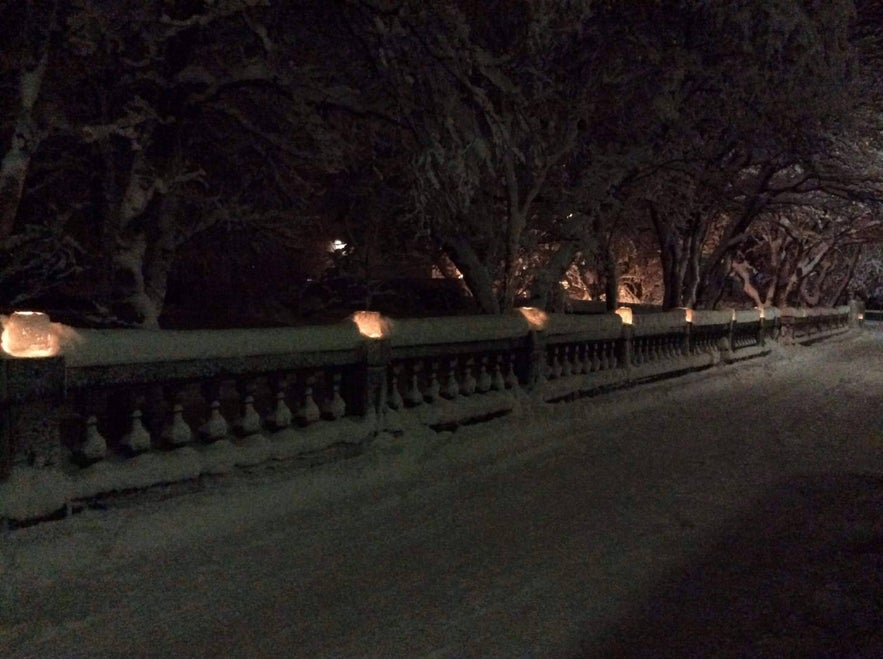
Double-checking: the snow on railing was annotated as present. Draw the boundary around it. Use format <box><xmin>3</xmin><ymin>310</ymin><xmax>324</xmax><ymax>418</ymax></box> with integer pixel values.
<box><xmin>0</xmin><ymin>304</ymin><xmax>857</xmax><ymax>524</ymax></box>
<box><xmin>779</xmin><ymin>305</ymin><xmax>851</xmax><ymax>344</ymax></box>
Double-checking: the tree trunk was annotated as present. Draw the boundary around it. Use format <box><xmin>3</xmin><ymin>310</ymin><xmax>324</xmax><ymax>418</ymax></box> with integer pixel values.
<box><xmin>0</xmin><ymin>48</ymin><xmax>49</xmax><ymax>241</ymax></box>
<box><xmin>442</xmin><ymin>235</ymin><xmax>500</xmax><ymax>314</ymax></box>
<box><xmin>730</xmin><ymin>259</ymin><xmax>764</xmax><ymax>308</ymax></box>
<box><xmin>603</xmin><ymin>239</ymin><xmax>618</xmax><ymax>311</ymax></box>
<box><xmin>649</xmin><ymin>204</ymin><xmax>684</xmax><ymax>309</ymax></box>
<box><xmin>825</xmin><ymin>246</ymin><xmax>860</xmax><ymax>307</ymax></box>
<box><xmin>527</xmin><ymin>239</ymin><xmax>579</xmax><ymax>310</ymax></box>
<box><xmin>109</xmin><ymin>152</ymin><xmax>164</xmax><ymax>327</ymax></box>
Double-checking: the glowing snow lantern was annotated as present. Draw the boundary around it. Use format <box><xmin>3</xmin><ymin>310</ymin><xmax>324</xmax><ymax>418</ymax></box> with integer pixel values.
<box><xmin>614</xmin><ymin>306</ymin><xmax>633</xmax><ymax>325</ymax></box>
<box><xmin>518</xmin><ymin>306</ymin><xmax>548</xmax><ymax>330</ymax></box>
<box><xmin>678</xmin><ymin>307</ymin><xmax>694</xmax><ymax>323</ymax></box>
<box><xmin>755</xmin><ymin>306</ymin><xmax>766</xmax><ymax>320</ymax></box>
<box><xmin>1</xmin><ymin>311</ymin><xmax>58</xmax><ymax>357</ymax></box>
<box><xmin>858</xmin><ymin>312</ymin><xmax>864</xmax><ymax>321</ymax></box>
<box><xmin>352</xmin><ymin>311</ymin><xmax>386</xmax><ymax>339</ymax></box>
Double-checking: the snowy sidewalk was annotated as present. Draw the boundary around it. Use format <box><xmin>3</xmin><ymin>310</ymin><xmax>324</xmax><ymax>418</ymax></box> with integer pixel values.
<box><xmin>1</xmin><ymin>331</ymin><xmax>882</xmax><ymax>657</ymax></box>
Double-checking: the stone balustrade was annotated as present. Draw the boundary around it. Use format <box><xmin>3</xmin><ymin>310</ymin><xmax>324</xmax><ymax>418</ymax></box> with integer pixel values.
<box><xmin>0</xmin><ymin>304</ymin><xmax>859</xmax><ymax>524</ymax></box>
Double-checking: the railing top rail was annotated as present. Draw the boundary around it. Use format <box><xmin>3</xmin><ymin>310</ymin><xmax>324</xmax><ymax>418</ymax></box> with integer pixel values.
<box><xmin>543</xmin><ymin>313</ymin><xmax>622</xmax><ymax>340</ymax></box>
<box><xmin>733</xmin><ymin>309</ymin><xmax>762</xmax><ymax>324</ymax></box>
<box><xmin>387</xmin><ymin>314</ymin><xmax>530</xmax><ymax>348</ymax></box>
<box><xmin>63</xmin><ymin>323</ymin><xmax>364</xmax><ymax>369</ymax></box>
<box><xmin>691</xmin><ymin>310</ymin><xmax>732</xmax><ymax>326</ymax></box>
<box><xmin>632</xmin><ymin>309</ymin><xmax>687</xmax><ymax>336</ymax></box>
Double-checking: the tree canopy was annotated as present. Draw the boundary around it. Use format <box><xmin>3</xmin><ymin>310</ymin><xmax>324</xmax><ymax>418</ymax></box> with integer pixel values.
<box><xmin>2</xmin><ymin>0</ymin><xmax>882</xmax><ymax>326</ymax></box>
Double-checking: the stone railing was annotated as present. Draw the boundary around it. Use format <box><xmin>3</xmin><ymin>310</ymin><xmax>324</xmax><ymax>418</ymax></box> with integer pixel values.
<box><xmin>862</xmin><ymin>308</ymin><xmax>882</xmax><ymax>325</ymax></box>
<box><xmin>0</xmin><ymin>304</ymin><xmax>857</xmax><ymax>524</ymax></box>
<box><xmin>778</xmin><ymin>305</ymin><xmax>851</xmax><ymax>344</ymax></box>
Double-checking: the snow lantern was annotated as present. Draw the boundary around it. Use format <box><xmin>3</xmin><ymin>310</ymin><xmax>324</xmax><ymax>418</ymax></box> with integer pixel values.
<box><xmin>518</xmin><ymin>307</ymin><xmax>548</xmax><ymax>330</ymax></box>
<box><xmin>614</xmin><ymin>306</ymin><xmax>633</xmax><ymax>325</ymax></box>
<box><xmin>352</xmin><ymin>311</ymin><xmax>387</xmax><ymax>339</ymax></box>
<box><xmin>755</xmin><ymin>306</ymin><xmax>766</xmax><ymax>320</ymax></box>
<box><xmin>1</xmin><ymin>311</ymin><xmax>58</xmax><ymax>357</ymax></box>
<box><xmin>678</xmin><ymin>307</ymin><xmax>694</xmax><ymax>323</ymax></box>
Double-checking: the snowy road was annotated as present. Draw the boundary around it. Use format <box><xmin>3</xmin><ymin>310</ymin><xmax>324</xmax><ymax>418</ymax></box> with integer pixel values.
<box><xmin>2</xmin><ymin>331</ymin><xmax>882</xmax><ymax>657</ymax></box>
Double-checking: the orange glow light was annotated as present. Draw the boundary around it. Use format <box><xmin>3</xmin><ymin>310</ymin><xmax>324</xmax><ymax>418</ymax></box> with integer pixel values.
<box><xmin>1</xmin><ymin>311</ymin><xmax>59</xmax><ymax>357</ymax></box>
<box><xmin>614</xmin><ymin>306</ymin><xmax>633</xmax><ymax>325</ymax></box>
<box><xmin>518</xmin><ymin>306</ymin><xmax>548</xmax><ymax>330</ymax></box>
<box><xmin>352</xmin><ymin>311</ymin><xmax>387</xmax><ymax>338</ymax></box>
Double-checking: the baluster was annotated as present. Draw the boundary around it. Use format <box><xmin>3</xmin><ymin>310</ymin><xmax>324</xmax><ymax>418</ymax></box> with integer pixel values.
<box><xmin>505</xmin><ymin>355</ymin><xmax>519</xmax><ymax>389</ymax></box>
<box><xmin>576</xmin><ymin>344</ymin><xmax>588</xmax><ymax>374</ymax></box>
<box><xmin>239</xmin><ymin>395</ymin><xmax>261</xmax><ymax>436</ymax></box>
<box><xmin>652</xmin><ymin>338</ymin><xmax>661</xmax><ymax>362</ymax></box>
<box><xmin>573</xmin><ymin>345</ymin><xmax>582</xmax><ymax>374</ymax></box>
<box><xmin>200</xmin><ymin>380</ymin><xmax>228</xmax><ymax>441</ymax></box>
<box><xmin>633</xmin><ymin>339</ymin><xmax>643</xmax><ymax>366</ymax></box>
<box><xmin>607</xmin><ymin>341</ymin><xmax>618</xmax><ymax>369</ymax></box>
<box><xmin>590</xmin><ymin>343</ymin><xmax>600</xmax><ymax>372</ymax></box>
<box><xmin>236</xmin><ymin>380</ymin><xmax>262</xmax><ymax>436</ymax></box>
<box><xmin>163</xmin><ymin>403</ymin><xmax>193</xmax><ymax>447</ymax></box>
<box><xmin>161</xmin><ymin>386</ymin><xmax>192</xmax><ymax>446</ymax></box>
<box><xmin>424</xmin><ymin>362</ymin><xmax>440</xmax><ymax>402</ymax></box>
<box><xmin>461</xmin><ymin>359</ymin><xmax>477</xmax><ymax>396</ymax></box>
<box><xmin>296</xmin><ymin>381</ymin><xmax>321</xmax><ymax>425</ymax></box>
<box><xmin>477</xmin><ymin>357</ymin><xmax>492</xmax><ymax>393</ymax></box>
<box><xmin>323</xmin><ymin>373</ymin><xmax>346</xmax><ymax>420</ymax></box>
<box><xmin>200</xmin><ymin>401</ymin><xmax>228</xmax><ymax>441</ymax></box>
<box><xmin>387</xmin><ymin>365</ymin><xmax>404</xmax><ymax>410</ymax></box>
<box><xmin>548</xmin><ymin>346</ymin><xmax>561</xmax><ymax>380</ymax></box>
<box><xmin>79</xmin><ymin>415</ymin><xmax>107</xmax><ymax>464</ymax></box>
<box><xmin>267</xmin><ymin>377</ymin><xmax>292</xmax><ymax>430</ymax></box>
<box><xmin>120</xmin><ymin>406</ymin><xmax>152</xmax><ymax>455</ymax></box>
<box><xmin>442</xmin><ymin>359</ymin><xmax>459</xmax><ymax>399</ymax></box>
<box><xmin>560</xmin><ymin>346</ymin><xmax>572</xmax><ymax>377</ymax></box>
<box><xmin>491</xmin><ymin>355</ymin><xmax>506</xmax><ymax>391</ymax></box>
<box><xmin>404</xmin><ymin>362</ymin><xmax>423</xmax><ymax>407</ymax></box>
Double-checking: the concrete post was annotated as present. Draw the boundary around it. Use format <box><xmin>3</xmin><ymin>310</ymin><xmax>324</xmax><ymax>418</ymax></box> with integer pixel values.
<box><xmin>524</xmin><ymin>329</ymin><xmax>547</xmax><ymax>393</ymax></box>
<box><xmin>358</xmin><ymin>337</ymin><xmax>390</xmax><ymax>428</ymax></box>
<box><xmin>0</xmin><ymin>354</ymin><xmax>66</xmax><ymax>480</ymax></box>
<box><xmin>621</xmin><ymin>324</ymin><xmax>634</xmax><ymax>375</ymax></box>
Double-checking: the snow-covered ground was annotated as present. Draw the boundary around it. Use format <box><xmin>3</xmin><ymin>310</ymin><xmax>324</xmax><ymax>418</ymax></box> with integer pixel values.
<box><xmin>1</xmin><ymin>329</ymin><xmax>881</xmax><ymax>657</ymax></box>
